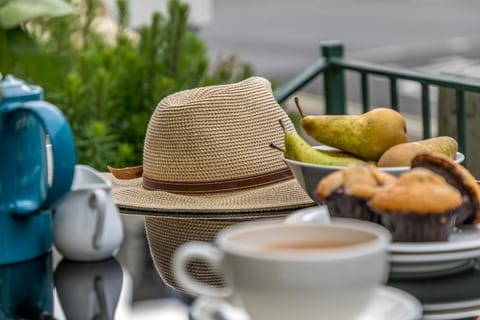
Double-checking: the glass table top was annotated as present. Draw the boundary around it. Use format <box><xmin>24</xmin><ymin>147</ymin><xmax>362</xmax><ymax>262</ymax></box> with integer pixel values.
<box><xmin>3</xmin><ymin>214</ymin><xmax>480</xmax><ymax>320</ymax></box>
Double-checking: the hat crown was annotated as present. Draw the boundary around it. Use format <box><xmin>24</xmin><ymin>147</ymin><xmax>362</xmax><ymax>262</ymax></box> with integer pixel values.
<box><xmin>142</xmin><ymin>77</ymin><xmax>295</xmax><ymax>190</ymax></box>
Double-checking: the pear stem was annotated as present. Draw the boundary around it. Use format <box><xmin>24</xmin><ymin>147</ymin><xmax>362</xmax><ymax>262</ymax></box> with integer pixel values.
<box><xmin>294</xmin><ymin>96</ymin><xmax>305</xmax><ymax>118</ymax></box>
<box><xmin>269</xmin><ymin>143</ymin><xmax>285</xmax><ymax>153</ymax></box>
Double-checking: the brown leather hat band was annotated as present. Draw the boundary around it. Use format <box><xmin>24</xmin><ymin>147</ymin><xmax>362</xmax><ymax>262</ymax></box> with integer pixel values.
<box><xmin>142</xmin><ymin>168</ymin><xmax>294</xmax><ymax>194</ymax></box>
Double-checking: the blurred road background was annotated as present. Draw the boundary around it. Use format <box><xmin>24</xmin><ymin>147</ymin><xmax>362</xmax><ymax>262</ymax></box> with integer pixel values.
<box><xmin>200</xmin><ymin>0</ymin><xmax>480</xmax><ymax>82</ymax></box>
<box><xmin>197</xmin><ymin>0</ymin><xmax>480</xmax><ymax>122</ymax></box>
<box><xmin>107</xmin><ymin>0</ymin><xmax>480</xmax><ymax>122</ymax></box>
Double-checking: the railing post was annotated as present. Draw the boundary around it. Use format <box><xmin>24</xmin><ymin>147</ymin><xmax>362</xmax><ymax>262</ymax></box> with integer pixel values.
<box><xmin>322</xmin><ymin>41</ymin><xmax>346</xmax><ymax>114</ymax></box>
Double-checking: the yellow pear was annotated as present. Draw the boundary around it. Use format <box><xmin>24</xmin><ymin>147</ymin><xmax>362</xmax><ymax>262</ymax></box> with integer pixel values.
<box><xmin>296</xmin><ymin>99</ymin><xmax>408</xmax><ymax>161</ymax></box>
<box><xmin>377</xmin><ymin>136</ymin><xmax>458</xmax><ymax>167</ymax></box>
<box><xmin>276</xmin><ymin>120</ymin><xmax>365</xmax><ymax>166</ymax></box>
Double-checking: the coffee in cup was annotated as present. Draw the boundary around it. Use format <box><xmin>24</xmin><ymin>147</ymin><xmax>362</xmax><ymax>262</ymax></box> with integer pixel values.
<box><xmin>173</xmin><ymin>218</ymin><xmax>391</xmax><ymax>320</ymax></box>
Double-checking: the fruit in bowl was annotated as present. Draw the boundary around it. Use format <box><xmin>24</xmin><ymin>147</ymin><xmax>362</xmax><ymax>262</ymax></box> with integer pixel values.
<box><xmin>272</xmin><ymin>119</ymin><xmax>366</xmax><ymax>167</ymax></box>
<box><xmin>281</xmin><ymin>148</ymin><xmax>464</xmax><ymax>204</ymax></box>
<box><xmin>377</xmin><ymin>136</ymin><xmax>459</xmax><ymax>167</ymax></box>
<box><xmin>274</xmin><ymin>98</ymin><xmax>465</xmax><ymax>204</ymax></box>
<box><xmin>298</xmin><ymin>104</ymin><xmax>408</xmax><ymax>161</ymax></box>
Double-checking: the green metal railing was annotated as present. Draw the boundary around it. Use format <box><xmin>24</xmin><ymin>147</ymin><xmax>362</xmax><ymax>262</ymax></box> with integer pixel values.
<box><xmin>275</xmin><ymin>40</ymin><xmax>480</xmax><ymax>159</ymax></box>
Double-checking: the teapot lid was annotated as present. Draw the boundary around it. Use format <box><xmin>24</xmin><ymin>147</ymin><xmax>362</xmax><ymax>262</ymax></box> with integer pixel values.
<box><xmin>0</xmin><ymin>74</ymin><xmax>43</xmax><ymax>104</ymax></box>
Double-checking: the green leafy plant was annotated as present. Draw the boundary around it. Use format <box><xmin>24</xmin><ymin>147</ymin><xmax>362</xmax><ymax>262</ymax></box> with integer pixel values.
<box><xmin>1</xmin><ymin>0</ymin><xmax>255</xmax><ymax>169</ymax></box>
<box><xmin>0</xmin><ymin>0</ymin><xmax>74</xmax><ymax>28</ymax></box>
<box><xmin>0</xmin><ymin>0</ymin><xmax>74</xmax><ymax>82</ymax></box>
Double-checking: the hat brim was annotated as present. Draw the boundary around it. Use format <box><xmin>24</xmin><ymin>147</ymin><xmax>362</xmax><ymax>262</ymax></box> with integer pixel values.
<box><xmin>104</xmin><ymin>173</ymin><xmax>315</xmax><ymax>216</ymax></box>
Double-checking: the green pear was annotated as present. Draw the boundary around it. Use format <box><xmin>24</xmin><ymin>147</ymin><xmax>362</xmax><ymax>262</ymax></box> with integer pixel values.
<box><xmin>277</xmin><ymin>120</ymin><xmax>365</xmax><ymax>166</ymax></box>
<box><xmin>298</xmin><ymin>103</ymin><xmax>408</xmax><ymax>161</ymax></box>
<box><xmin>377</xmin><ymin>136</ymin><xmax>458</xmax><ymax>167</ymax></box>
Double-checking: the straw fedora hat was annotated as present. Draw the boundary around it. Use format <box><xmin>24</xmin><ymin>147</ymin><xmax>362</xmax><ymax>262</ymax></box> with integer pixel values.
<box><xmin>107</xmin><ymin>76</ymin><xmax>313</xmax><ymax>213</ymax></box>
<box><xmin>106</xmin><ymin>76</ymin><xmax>314</xmax><ymax>291</ymax></box>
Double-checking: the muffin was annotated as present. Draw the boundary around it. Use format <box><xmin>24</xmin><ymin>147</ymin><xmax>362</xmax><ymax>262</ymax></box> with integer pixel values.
<box><xmin>411</xmin><ymin>152</ymin><xmax>480</xmax><ymax>225</ymax></box>
<box><xmin>316</xmin><ymin>164</ymin><xmax>397</xmax><ymax>222</ymax></box>
<box><xmin>368</xmin><ymin>167</ymin><xmax>469</xmax><ymax>242</ymax></box>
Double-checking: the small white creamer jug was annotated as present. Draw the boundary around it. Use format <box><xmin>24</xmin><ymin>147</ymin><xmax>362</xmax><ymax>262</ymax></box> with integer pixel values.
<box><xmin>54</xmin><ymin>165</ymin><xmax>124</xmax><ymax>261</ymax></box>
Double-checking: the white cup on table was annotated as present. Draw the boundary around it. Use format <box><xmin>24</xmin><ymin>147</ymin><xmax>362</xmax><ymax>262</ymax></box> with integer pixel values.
<box><xmin>53</xmin><ymin>165</ymin><xmax>124</xmax><ymax>262</ymax></box>
<box><xmin>173</xmin><ymin>218</ymin><xmax>391</xmax><ymax>320</ymax></box>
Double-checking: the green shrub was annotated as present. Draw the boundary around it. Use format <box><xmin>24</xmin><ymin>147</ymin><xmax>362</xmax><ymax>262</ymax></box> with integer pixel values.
<box><xmin>1</xmin><ymin>0</ymin><xmax>255</xmax><ymax>170</ymax></box>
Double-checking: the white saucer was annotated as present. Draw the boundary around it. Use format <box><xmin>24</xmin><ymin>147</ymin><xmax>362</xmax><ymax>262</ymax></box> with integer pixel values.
<box><xmin>424</xmin><ymin>297</ymin><xmax>480</xmax><ymax>312</ymax></box>
<box><xmin>390</xmin><ymin>259</ymin><xmax>478</xmax><ymax>279</ymax></box>
<box><xmin>390</xmin><ymin>248</ymin><xmax>480</xmax><ymax>263</ymax></box>
<box><xmin>190</xmin><ymin>296</ymin><xmax>249</xmax><ymax>320</ymax></box>
<box><xmin>390</xmin><ymin>225</ymin><xmax>480</xmax><ymax>254</ymax></box>
<box><xmin>357</xmin><ymin>286</ymin><xmax>422</xmax><ymax>320</ymax></box>
<box><xmin>189</xmin><ymin>286</ymin><xmax>422</xmax><ymax>320</ymax></box>
<box><xmin>423</xmin><ymin>305</ymin><xmax>480</xmax><ymax>320</ymax></box>
<box><xmin>391</xmin><ymin>259</ymin><xmax>473</xmax><ymax>274</ymax></box>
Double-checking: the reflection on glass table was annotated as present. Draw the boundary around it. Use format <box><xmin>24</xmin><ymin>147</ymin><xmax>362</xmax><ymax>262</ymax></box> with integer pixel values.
<box><xmin>0</xmin><ymin>251</ymin><xmax>194</xmax><ymax>320</ymax></box>
<box><xmin>389</xmin><ymin>262</ymin><xmax>480</xmax><ymax>320</ymax></box>
<box><xmin>54</xmin><ymin>258</ymin><xmax>123</xmax><ymax>319</ymax></box>
<box><xmin>4</xmin><ymin>211</ymin><xmax>480</xmax><ymax>320</ymax></box>
<box><xmin>51</xmin><ymin>252</ymin><xmax>194</xmax><ymax>320</ymax></box>
<box><xmin>0</xmin><ymin>252</ymin><xmax>53</xmax><ymax>319</ymax></box>
<box><xmin>3</xmin><ymin>249</ymin><xmax>480</xmax><ymax>319</ymax></box>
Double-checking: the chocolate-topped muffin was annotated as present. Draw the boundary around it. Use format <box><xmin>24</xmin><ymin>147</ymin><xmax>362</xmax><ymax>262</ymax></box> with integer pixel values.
<box><xmin>369</xmin><ymin>167</ymin><xmax>468</xmax><ymax>242</ymax></box>
<box><xmin>316</xmin><ymin>164</ymin><xmax>397</xmax><ymax>222</ymax></box>
<box><xmin>411</xmin><ymin>152</ymin><xmax>480</xmax><ymax>225</ymax></box>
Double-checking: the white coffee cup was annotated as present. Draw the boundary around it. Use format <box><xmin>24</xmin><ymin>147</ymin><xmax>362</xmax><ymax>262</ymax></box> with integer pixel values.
<box><xmin>173</xmin><ymin>218</ymin><xmax>391</xmax><ymax>320</ymax></box>
<box><xmin>54</xmin><ymin>165</ymin><xmax>124</xmax><ymax>261</ymax></box>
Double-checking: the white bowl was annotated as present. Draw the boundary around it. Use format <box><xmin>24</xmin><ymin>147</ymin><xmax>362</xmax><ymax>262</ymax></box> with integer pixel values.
<box><xmin>282</xmin><ymin>146</ymin><xmax>465</xmax><ymax>204</ymax></box>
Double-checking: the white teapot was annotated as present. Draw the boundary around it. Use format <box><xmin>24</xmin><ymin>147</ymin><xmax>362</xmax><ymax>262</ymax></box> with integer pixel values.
<box><xmin>54</xmin><ymin>165</ymin><xmax>124</xmax><ymax>261</ymax></box>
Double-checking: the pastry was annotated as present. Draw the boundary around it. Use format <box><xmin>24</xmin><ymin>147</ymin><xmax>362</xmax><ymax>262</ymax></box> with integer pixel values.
<box><xmin>368</xmin><ymin>167</ymin><xmax>468</xmax><ymax>242</ymax></box>
<box><xmin>316</xmin><ymin>164</ymin><xmax>397</xmax><ymax>222</ymax></box>
<box><xmin>411</xmin><ymin>152</ymin><xmax>480</xmax><ymax>225</ymax></box>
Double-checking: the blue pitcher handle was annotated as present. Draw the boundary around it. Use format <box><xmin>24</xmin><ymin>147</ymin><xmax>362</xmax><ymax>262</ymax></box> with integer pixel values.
<box><xmin>8</xmin><ymin>100</ymin><xmax>76</xmax><ymax>214</ymax></box>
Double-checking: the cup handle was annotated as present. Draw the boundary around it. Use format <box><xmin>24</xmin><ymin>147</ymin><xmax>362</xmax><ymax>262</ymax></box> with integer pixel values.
<box><xmin>90</xmin><ymin>189</ymin><xmax>107</xmax><ymax>250</ymax></box>
<box><xmin>173</xmin><ymin>241</ymin><xmax>232</xmax><ymax>297</ymax></box>
<box><xmin>6</xmin><ymin>100</ymin><xmax>76</xmax><ymax>214</ymax></box>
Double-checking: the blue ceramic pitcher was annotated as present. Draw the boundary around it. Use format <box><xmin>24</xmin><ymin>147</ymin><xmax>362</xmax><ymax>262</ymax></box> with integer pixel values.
<box><xmin>0</xmin><ymin>75</ymin><xmax>76</xmax><ymax>265</ymax></box>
